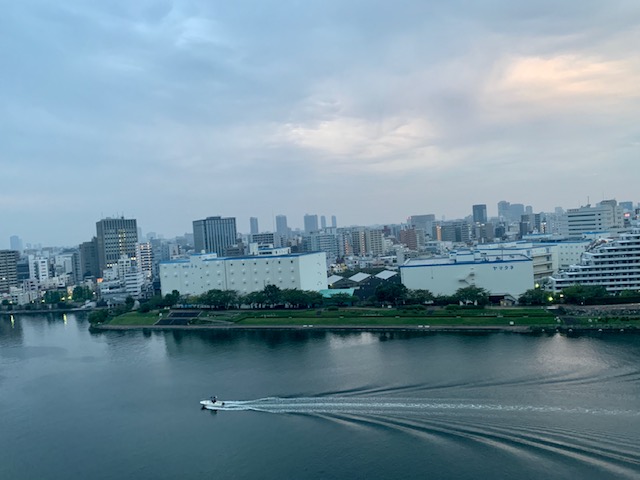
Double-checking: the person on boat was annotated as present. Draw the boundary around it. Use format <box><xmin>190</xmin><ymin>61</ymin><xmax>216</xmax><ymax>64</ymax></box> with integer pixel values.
<box><xmin>211</xmin><ymin>396</ymin><xmax>217</xmax><ymax>403</ymax></box>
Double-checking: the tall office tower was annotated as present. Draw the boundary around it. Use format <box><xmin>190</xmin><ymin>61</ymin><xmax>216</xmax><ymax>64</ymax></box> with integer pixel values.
<box><xmin>304</xmin><ymin>214</ymin><xmax>319</xmax><ymax>233</ymax></box>
<box><xmin>472</xmin><ymin>204</ymin><xmax>488</xmax><ymax>224</ymax></box>
<box><xmin>79</xmin><ymin>237</ymin><xmax>100</xmax><ymax>279</ymax></box>
<box><xmin>249</xmin><ymin>217</ymin><xmax>259</xmax><ymax>235</ymax></box>
<box><xmin>9</xmin><ymin>235</ymin><xmax>23</xmax><ymax>253</ymax></box>
<box><xmin>0</xmin><ymin>250</ymin><xmax>19</xmax><ymax>293</ymax></box>
<box><xmin>275</xmin><ymin>215</ymin><xmax>289</xmax><ymax>237</ymax></box>
<box><xmin>331</xmin><ymin>215</ymin><xmax>337</xmax><ymax>228</ymax></box>
<box><xmin>497</xmin><ymin>201</ymin><xmax>510</xmax><ymax>221</ymax></box>
<box><xmin>525</xmin><ymin>205</ymin><xmax>533</xmax><ymax>215</ymax></box>
<box><xmin>409</xmin><ymin>214</ymin><xmax>436</xmax><ymax>240</ymax></box>
<box><xmin>320</xmin><ymin>215</ymin><xmax>327</xmax><ymax>230</ymax></box>
<box><xmin>509</xmin><ymin>204</ymin><xmax>525</xmax><ymax>220</ymax></box>
<box><xmin>193</xmin><ymin>216</ymin><xmax>237</xmax><ymax>256</ymax></box>
<box><xmin>96</xmin><ymin>217</ymin><xmax>138</xmax><ymax>274</ymax></box>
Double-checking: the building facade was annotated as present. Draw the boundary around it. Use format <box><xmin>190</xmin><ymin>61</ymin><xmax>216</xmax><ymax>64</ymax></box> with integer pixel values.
<box><xmin>563</xmin><ymin>200</ymin><xmax>623</xmax><ymax>236</ymax></box>
<box><xmin>193</xmin><ymin>216</ymin><xmax>237</xmax><ymax>256</ymax></box>
<box><xmin>549</xmin><ymin>230</ymin><xmax>640</xmax><ymax>294</ymax></box>
<box><xmin>96</xmin><ymin>217</ymin><xmax>139</xmax><ymax>274</ymax></box>
<box><xmin>472</xmin><ymin>204</ymin><xmax>488</xmax><ymax>224</ymax></box>
<box><xmin>160</xmin><ymin>250</ymin><xmax>328</xmax><ymax>296</ymax></box>
<box><xmin>400</xmin><ymin>251</ymin><xmax>534</xmax><ymax>298</ymax></box>
<box><xmin>0</xmin><ymin>250</ymin><xmax>19</xmax><ymax>293</ymax></box>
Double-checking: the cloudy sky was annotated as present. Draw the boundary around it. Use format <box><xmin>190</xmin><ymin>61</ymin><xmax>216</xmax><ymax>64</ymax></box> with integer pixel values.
<box><xmin>2</xmin><ymin>0</ymin><xmax>639</xmax><ymax>247</ymax></box>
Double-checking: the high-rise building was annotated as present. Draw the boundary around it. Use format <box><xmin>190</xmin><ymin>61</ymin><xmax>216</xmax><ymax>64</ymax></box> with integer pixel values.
<box><xmin>79</xmin><ymin>237</ymin><xmax>100</xmax><ymax>279</ymax></box>
<box><xmin>137</xmin><ymin>242</ymin><xmax>154</xmax><ymax>279</ymax></box>
<box><xmin>96</xmin><ymin>217</ymin><xmax>138</xmax><ymax>273</ymax></box>
<box><xmin>96</xmin><ymin>218</ymin><xmax>139</xmax><ymax>274</ymax></box>
<box><xmin>497</xmin><ymin>201</ymin><xmax>510</xmax><ymax>221</ymax></box>
<box><xmin>9</xmin><ymin>236</ymin><xmax>23</xmax><ymax>253</ymax></box>
<box><xmin>320</xmin><ymin>215</ymin><xmax>327</xmax><ymax>230</ymax></box>
<box><xmin>304</xmin><ymin>214</ymin><xmax>319</xmax><ymax>233</ymax></box>
<box><xmin>193</xmin><ymin>216</ymin><xmax>237</xmax><ymax>256</ymax></box>
<box><xmin>275</xmin><ymin>215</ymin><xmax>289</xmax><ymax>238</ymax></box>
<box><xmin>331</xmin><ymin>215</ymin><xmax>337</xmax><ymax>228</ymax></box>
<box><xmin>472</xmin><ymin>204</ymin><xmax>487</xmax><ymax>224</ymax></box>
<box><xmin>0</xmin><ymin>250</ymin><xmax>19</xmax><ymax>293</ymax></box>
<box><xmin>249</xmin><ymin>217</ymin><xmax>259</xmax><ymax>235</ymax></box>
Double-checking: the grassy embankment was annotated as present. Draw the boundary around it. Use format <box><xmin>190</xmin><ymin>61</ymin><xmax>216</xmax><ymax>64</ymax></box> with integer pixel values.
<box><xmin>234</xmin><ymin>308</ymin><xmax>557</xmax><ymax>327</ymax></box>
<box><xmin>108</xmin><ymin>307</ymin><xmax>562</xmax><ymax>327</ymax></box>
<box><xmin>108</xmin><ymin>311</ymin><xmax>164</xmax><ymax>325</ymax></box>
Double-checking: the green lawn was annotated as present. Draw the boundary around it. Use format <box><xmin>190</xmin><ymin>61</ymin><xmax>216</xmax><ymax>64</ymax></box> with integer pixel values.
<box><xmin>106</xmin><ymin>307</ymin><xmax>562</xmax><ymax>327</ymax></box>
<box><xmin>109</xmin><ymin>311</ymin><xmax>161</xmax><ymax>325</ymax></box>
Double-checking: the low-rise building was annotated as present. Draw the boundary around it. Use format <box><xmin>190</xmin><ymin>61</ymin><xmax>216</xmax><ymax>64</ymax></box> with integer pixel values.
<box><xmin>400</xmin><ymin>251</ymin><xmax>533</xmax><ymax>298</ymax></box>
<box><xmin>160</xmin><ymin>248</ymin><xmax>327</xmax><ymax>297</ymax></box>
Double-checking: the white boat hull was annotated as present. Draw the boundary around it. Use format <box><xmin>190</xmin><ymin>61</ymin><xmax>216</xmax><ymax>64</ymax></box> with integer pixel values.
<box><xmin>200</xmin><ymin>400</ymin><xmax>225</xmax><ymax>409</ymax></box>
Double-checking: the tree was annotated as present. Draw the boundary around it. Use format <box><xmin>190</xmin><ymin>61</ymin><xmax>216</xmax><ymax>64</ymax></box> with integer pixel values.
<box><xmin>124</xmin><ymin>296</ymin><xmax>135</xmax><ymax>311</ymax></box>
<box><xmin>518</xmin><ymin>288</ymin><xmax>551</xmax><ymax>306</ymax></box>
<box><xmin>72</xmin><ymin>286</ymin><xmax>93</xmax><ymax>303</ymax></box>
<box><xmin>562</xmin><ymin>285</ymin><xmax>609</xmax><ymax>305</ymax></box>
<box><xmin>163</xmin><ymin>290</ymin><xmax>181</xmax><ymax>307</ymax></box>
<box><xmin>407</xmin><ymin>289</ymin><xmax>435</xmax><ymax>305</ymax></box>
<box><xmin>262</xmin><ymin>285</ymin><xmax>283</xmax><ymax>308</ymax></box>
<box><xmin>43</xmin><ymin>290</ymin><xmax>62</xmax><ymax>304</ymax></box>
<box><xmin>88</xmin><ymin>309</ymin><xmax>109</xmax><ymax>324</ymax></box>
<box><xmin>375</xmin><ymin>283</ymin><xmax>408</xmax><ymax>306</ymax></box>
<box><xmin>452</xmin><ymin>286</ymin><xmax>489</xmax><ymax>306</ymax></box>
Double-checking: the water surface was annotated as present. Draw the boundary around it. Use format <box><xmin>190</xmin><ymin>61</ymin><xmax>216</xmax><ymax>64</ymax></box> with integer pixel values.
<box><xmin>1</xmin><ymin>314</ymin><xmax>639</xmax><ymax>479</ymax></box>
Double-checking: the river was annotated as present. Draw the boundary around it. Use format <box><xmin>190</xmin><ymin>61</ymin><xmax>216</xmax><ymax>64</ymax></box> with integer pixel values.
<box><xmin>1</xmin><ymin>313</ymin><xmax>639</xmax><ymax>479</ymax></box>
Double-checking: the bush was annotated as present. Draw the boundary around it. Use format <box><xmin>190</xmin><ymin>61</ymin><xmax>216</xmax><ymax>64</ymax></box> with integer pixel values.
<box><xmin>88</xmin><ymin>309</ymin><xmax>110</xmax><ymax>324</ymax></box>
<box><xmin>400</xmin><ymin>305</ymin><xmax>426</xmax><ymax>311</ymax></box>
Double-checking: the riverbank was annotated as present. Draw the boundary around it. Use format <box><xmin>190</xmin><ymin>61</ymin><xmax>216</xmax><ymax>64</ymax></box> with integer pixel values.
<box><xmin>89</xmin><ymin>322</ymin><xmax>639</xmax><ymax>335</ymax></box>
<box><xmin>89</xmin><ymin>305</ymin><xmax>640</xmax><ymax>335</ymax></box>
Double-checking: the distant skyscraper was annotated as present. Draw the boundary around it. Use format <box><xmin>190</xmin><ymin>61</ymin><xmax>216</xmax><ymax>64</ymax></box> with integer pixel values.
<box><xmin>472</xmin><ymin>204</ymin><xmax>488</xmax><ymax>224</ymax></box>
<box><xmin>79</xmin><ymin>237</ymin><xmax>100</xmax><ymax>279</ymax></box>
<box><xmin>497</xmin><ymin>201</ymin><xmax>510</xmax><ymax>221</ymax></box>
<box><xmin>96</xmin><ymin>217</ymin><xmax>138</xmax><ymax>274</ymax></box>
<box><xmin>331</xmin><ymin>215</ymin><xmax>337</xmax><ymax>228</ymax></box>
<box><xmin>9</xmin><ymin>235</ymin><xmax>23</xmax><ymax>253</ymax></box>
<box><xmin>320</xmin><ymin>215</ymin><xmax>327</xmax><ymax>230</ymax></box>
<box><xmin>304</xmin><ymin>214</ymin><xmax>319</xmax><ymax>233</ymax></box>
<box><xmin>409</xmin><ymin>214</ymin><xmax>436</xmax><ymax>236</ymax></box>
<box><xmin>275</xmin><ymin>215</ymin><xmax>289</xmax><ymax>238</ymax></box>
<box><xmin>0</xmin><ymin>250</ymin><xmax>19</xmax><ymax>293</ymax></box>
<box><xmin>250</xmin><ymin>217</ymin><xmax>259</xmax><ymax>235</ymax></box>
<box><xmin>193</xmin><ymin>216</ymin><xmax>237</xmax><ymax>256</ymax></box>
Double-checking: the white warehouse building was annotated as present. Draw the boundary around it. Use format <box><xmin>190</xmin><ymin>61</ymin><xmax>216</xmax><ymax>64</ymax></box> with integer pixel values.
<box><xmin>160</xmin><ymin>249</ymin><xmax>327</xmax><ymax>297</ymax></box>
<box><xmin>400</xmin><ymin>251</ymin><xmax>534</xmax><ymax>298</ymax></box>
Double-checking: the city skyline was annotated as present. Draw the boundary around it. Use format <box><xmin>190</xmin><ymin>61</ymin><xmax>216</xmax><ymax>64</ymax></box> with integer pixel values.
<box><xmin>4</xmin><ymin>196</ymin><xmax>637</xmax><ymax>249</ymax></box>
<box><xmin>2</xmin><ymin>1</ymin><xmax>639</xmax><ymax>247</ymax></box>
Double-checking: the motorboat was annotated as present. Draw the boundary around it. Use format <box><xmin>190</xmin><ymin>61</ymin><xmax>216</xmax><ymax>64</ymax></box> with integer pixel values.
<box><xmin>200</xmin><ymin>399</ymin><xmax>226</xmax><ymax>410</ymax></box>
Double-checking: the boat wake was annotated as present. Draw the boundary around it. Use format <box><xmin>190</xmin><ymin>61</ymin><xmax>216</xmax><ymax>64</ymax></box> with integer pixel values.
<box><xmin>209</xmin><ymin>397</ymin><xmax>640</xmax><ymax>417</ymax></box>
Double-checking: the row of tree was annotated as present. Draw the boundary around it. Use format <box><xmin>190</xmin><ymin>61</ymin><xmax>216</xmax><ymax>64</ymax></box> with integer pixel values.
<box><xmin>135</xmin><ymin>284</ymin><xmax>492</xmax><ymax>311</ymax></box>
<box><xmin>518</xmin><ymin>285</ymin><xmax>640</xmax><ymax>306</ymax></box>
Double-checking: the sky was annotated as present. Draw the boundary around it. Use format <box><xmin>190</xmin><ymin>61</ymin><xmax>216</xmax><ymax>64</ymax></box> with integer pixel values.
<box><xmin>2</xmin><ymin>0</ymin><xmax>639</xmax><ymax>247</ymax></box>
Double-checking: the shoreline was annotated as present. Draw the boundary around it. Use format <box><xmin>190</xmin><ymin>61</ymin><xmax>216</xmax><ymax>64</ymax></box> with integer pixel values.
<box><xmin>90</xmin><ymin>323</ymin><xmax>638</xmax><ymax>335</ymax></box>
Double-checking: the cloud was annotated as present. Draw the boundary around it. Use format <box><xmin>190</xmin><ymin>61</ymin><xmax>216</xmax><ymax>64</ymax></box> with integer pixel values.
<box><xmin>1</xmin><ymin>0</ymin><xmax>640</xmax><ymax>245</ymax></box>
